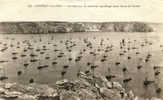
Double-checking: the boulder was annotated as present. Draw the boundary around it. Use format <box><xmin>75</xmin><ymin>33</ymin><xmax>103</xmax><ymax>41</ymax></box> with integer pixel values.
<box><xmin>99</xmin><ymin>87</ymin><xmax>122</xmax><ymax>100</ymax></box>
<box><xmin>112</xmin><ymin>82</ymin><xmax>124</xmax><ymax>91</ymax></box>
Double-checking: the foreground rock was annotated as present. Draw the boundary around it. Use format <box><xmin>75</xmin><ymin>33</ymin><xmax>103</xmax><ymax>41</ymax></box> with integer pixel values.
<box><xmin>0</xmin><ymin>72</ymin><xmax>162</xmax><ymax>100</ymax></box>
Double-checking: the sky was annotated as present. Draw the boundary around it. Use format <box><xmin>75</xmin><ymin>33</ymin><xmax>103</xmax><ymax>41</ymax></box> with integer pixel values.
<box><xmin>0</xmin><ymin>0</ymin><xmax>163</xmax><ymax>22</ymax></box>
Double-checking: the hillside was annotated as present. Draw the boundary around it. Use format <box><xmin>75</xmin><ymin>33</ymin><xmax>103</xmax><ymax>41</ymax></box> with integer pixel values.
<box><xmin>0</xmin><ymin>22</ymin><xmax>154</xmax><ymax>34</ymax></box>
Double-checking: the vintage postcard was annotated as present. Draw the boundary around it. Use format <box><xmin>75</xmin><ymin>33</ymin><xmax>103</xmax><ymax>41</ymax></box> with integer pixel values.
<box><xmin>0</xmin><ymin>0</ymin><xmax>163</xmax><ymax>100</ymax></box>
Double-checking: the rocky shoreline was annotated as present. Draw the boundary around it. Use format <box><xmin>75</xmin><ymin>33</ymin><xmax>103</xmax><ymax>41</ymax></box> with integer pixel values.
<box><xmin>0</xmin><ymin>71</ymin><xmax>162</xmax><ymax>100</ymax></box>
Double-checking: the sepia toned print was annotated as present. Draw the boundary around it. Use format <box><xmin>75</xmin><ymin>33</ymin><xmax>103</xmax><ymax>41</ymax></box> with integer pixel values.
<box><xmin>0</xmin><ymin>0</ymin><xmax>163</xmax><ymax>100</ymax></box>
<box><xmin>0</xmin><ymin>21</ymin><xmax>163</xmax><ymax>100</ymax></box>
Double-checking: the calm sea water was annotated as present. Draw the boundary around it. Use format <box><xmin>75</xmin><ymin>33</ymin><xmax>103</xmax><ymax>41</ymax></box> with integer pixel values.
<box><xmin>0</xmin><ymin>32</ymin><xmax>163</xmax><ymax>99</ymax></box>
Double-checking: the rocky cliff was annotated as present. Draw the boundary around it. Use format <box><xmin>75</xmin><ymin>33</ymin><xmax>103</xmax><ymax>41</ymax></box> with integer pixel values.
<box><xmin>0</xmin><ymin>22</ymin><xmax>154</xmax><ymax>34</ymax></box>
<box><xmin>0</xmin><ymin>71</ymin><xmax>162</xmax><ymax>100</ymax></box>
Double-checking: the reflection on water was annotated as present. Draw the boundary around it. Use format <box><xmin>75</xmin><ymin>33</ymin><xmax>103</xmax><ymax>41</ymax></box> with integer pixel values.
<box><xmin>0</xmin><ymin>32</ymin><xmax>163</xmax><ymax>99</ymax></box>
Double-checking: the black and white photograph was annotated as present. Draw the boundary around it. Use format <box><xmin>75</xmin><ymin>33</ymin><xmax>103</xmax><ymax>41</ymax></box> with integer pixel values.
<box><xmin>0</xmin><ymin>0</ymin><xmax>163</xmax><ymax>100</ymax></box>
